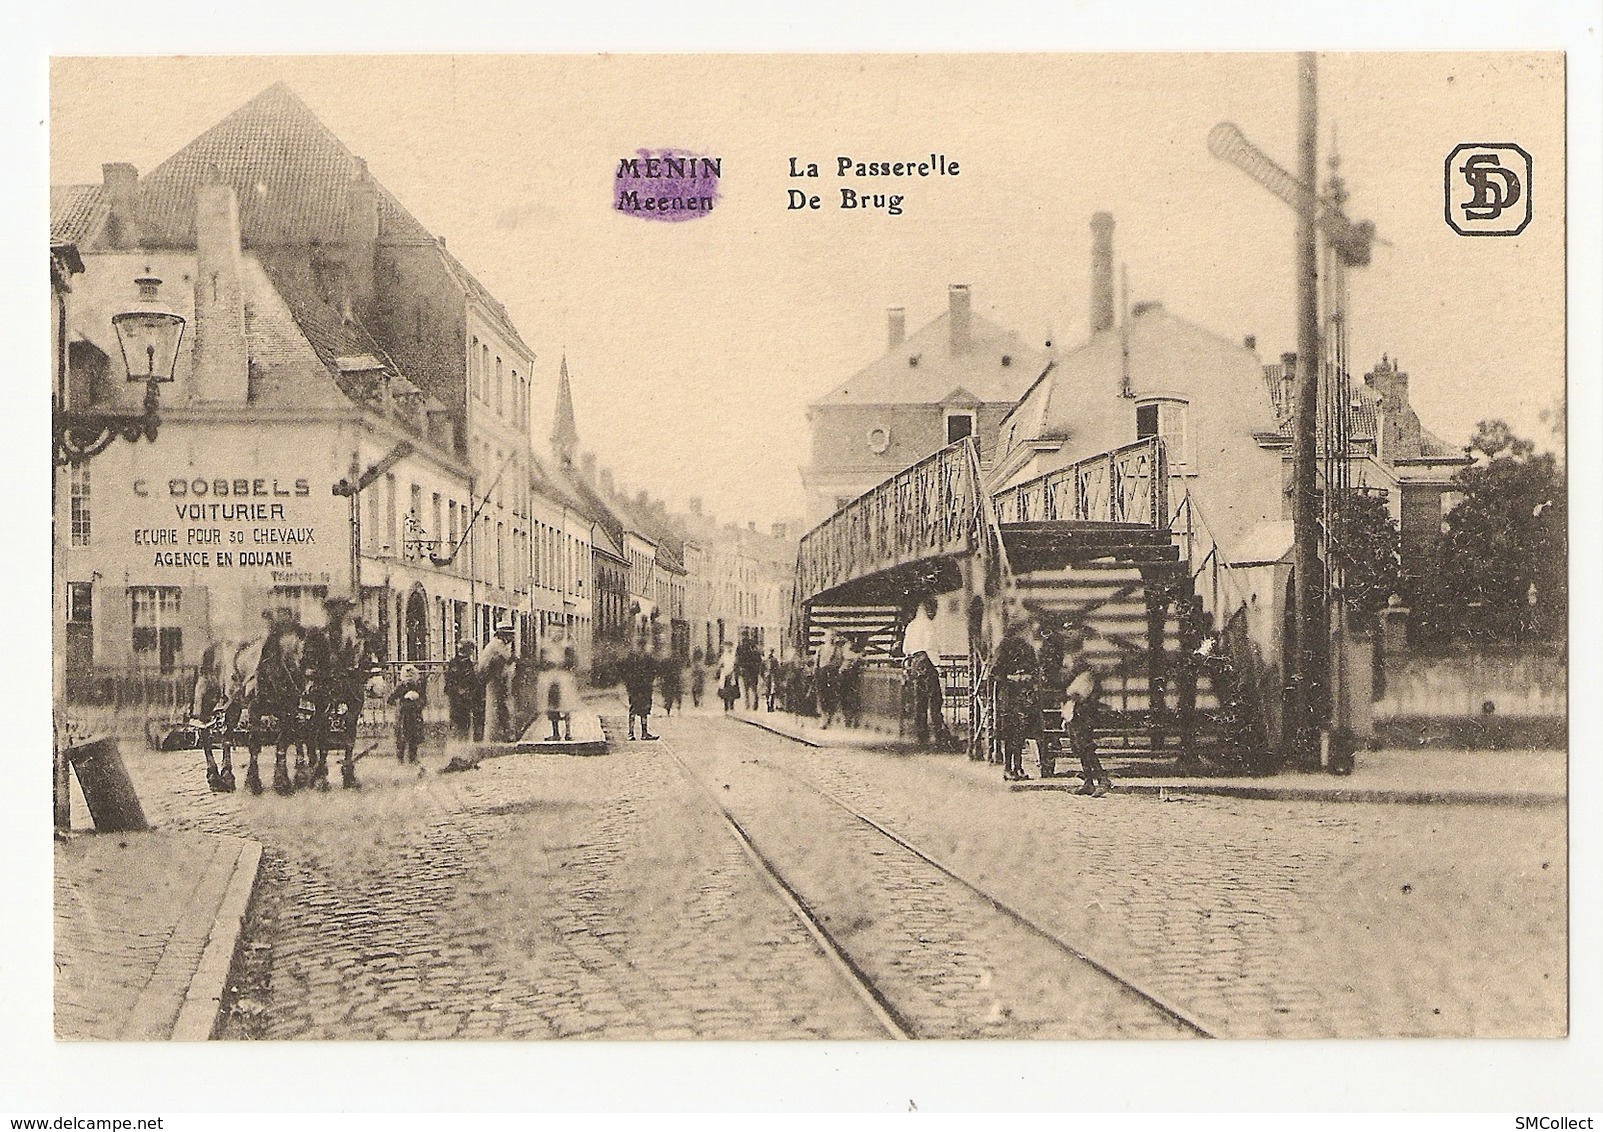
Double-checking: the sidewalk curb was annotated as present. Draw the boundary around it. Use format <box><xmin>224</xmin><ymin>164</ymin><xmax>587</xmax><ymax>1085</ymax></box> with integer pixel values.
<box><xmin>1010</xmin><ymin>781</ymin><xmax>1566</xmax><ymax>806</ymax></box>
<box><xmin>737</xmin><ymin>715</ymin><xmax>1563</xmax><ymax>807</ymax></box>
<box><xmin>171</xmin><ymin>838</ymin><xmax>263</xmax><ymax>1041</ymax></box>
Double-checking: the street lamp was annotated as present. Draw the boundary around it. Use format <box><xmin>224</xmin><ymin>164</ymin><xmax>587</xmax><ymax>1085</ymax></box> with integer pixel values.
<box><xmin>53</xmin><ymin>273</ymin><xmax>186</xmax><ymax>833</ymax></box>
<box><xmin>54</xmin><ymin>275</ymin><xmax>185</xmax><ymax>464</ymax></box>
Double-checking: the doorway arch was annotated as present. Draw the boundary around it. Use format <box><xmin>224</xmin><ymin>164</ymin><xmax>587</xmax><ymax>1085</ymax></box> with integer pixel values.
<box><xmin>404</xmin><ymin>584</ymin><xmax>430</xmax><ymax>661</ymax></box>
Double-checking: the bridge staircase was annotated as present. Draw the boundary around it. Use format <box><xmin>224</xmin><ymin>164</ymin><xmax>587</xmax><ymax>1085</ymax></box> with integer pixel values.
<box><xmin>997</xmin><ymin>523</ymin><xmax>1240</xmax><ymax>772</ymax></box>
<box><xmin>794</xmin><ymin>436</ymin><xmax>1271</xmax><ymax>774</ymax></box>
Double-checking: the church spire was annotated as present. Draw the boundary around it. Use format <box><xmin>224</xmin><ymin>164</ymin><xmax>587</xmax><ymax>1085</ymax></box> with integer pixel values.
<box><xmin>551</xmin><ymin>353</ymin><xmax>580</xmax><ymax>465</ymax></box>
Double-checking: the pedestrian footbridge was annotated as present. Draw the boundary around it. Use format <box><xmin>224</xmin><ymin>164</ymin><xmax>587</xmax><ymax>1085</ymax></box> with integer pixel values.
<box><xmin>792</xmin><ymin>437</ymin><xmax>1274</xmax><ymax>771</ymax></box>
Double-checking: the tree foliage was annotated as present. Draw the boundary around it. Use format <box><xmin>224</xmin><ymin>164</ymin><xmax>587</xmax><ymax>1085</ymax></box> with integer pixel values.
<box><xmin>1326</xmin><ymin>489</ymin><xmax>1401</xmax><ymax>622</ymax></box>
<box><xmin>1407</xmin><ymin>420</ymin><xmax>1566</xmax><ymax>647</ymax></box>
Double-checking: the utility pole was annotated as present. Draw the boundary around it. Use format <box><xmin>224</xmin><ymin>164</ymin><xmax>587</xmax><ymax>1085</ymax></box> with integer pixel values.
<box><xmin>1290</xmin><ymin>51</ymin><xmax>1325</xmax><ymax>769</ymax></box>
<box><xmin>1209</xmin><ymin>56</ymin><xmax>1379</xmax><ymax>771</ymax></box>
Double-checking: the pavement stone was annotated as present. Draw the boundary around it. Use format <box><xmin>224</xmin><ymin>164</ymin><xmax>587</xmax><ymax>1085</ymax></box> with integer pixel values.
<box><xmin>118</xmin><ymin>727</ymin><xmax>886</xmax><ymax>1040</ymax></box>
<box><xmin>731</xmin><ymin>723</ymin><xmax>1566</xmax><ymax>1038</ymax></box>
<box><xmin>54</xmin><ymin>827</ymin><xmax>255</xmax><ymax>1041</ymax></box>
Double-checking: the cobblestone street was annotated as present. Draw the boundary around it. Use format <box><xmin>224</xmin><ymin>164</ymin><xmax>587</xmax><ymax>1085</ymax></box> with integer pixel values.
<box><xmin>121</xmin><ymin>707</ymin><xmax>1565</xmax><ymax>1040</ymax></box>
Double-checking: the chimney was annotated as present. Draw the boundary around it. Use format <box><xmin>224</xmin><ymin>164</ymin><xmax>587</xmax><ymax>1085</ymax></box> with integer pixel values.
<box><xmin>1090</xmin><ymin>212</ymin><xmax>1116</xmax><ymax>334</ymax></box>
<box><xmin>192</xmin><ymin>171</ymin><xmax>249</xmax><ymax>404</ymax></box>
<box><xmin>600</xmin><ymin>468</ymin><xmax>614</xmax><ymax>496</ymax></box>
<box><xmin>580</xmin><ymin>451</ymin><xmax>597</xmax><ymax>484</ymax></box>
<box><xmin>770</xmin><ymin>522</ymin><xmax>788</xmax><ymax>541</ymax></box>
<box><xmin>887</xmin><ymin>306</ymin><xmax>906</xmax><ymax>350</ymax></box>
<box><xmin>1243</xmin><ymin>334</ymin><xmax>1257</xmax><ymax>352</ymax></box>
<box><xmin>345</xmin><ymin>157</ymin><xmax>379</xmax><ymax>322</ymax></box>
<box><xmin>689</xmin><ymin>496</ymin><xmax>703</xmax><ymax>516</ymax></box>
<box><xmin>636</xmin><ymin>490</ymin><xmax>650</xmax><ymax>511</ymax></box>
<box><xmin>748</xmin><ymin>521</ymin><xmax>757</xmax><ymax>533</ymax></box>
<box><xmin>101</xmin><ymin>163</ymin><xmax>140</xmax><ymax>249</ymax></box>
<box><xmin>1278</xmin><ymin>351</ymin><xmax>1297</xmax><ymax>416</ymax></box>
<box><xmin>948</xmin><ymin>285</ymin><xmax>972</xmax><ymax>355</ymax></box>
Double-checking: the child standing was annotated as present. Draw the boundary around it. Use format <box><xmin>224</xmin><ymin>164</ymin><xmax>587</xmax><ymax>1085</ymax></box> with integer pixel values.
<box><xmin>390</xmin><ymin>663</ymin><xmax>427</xmax><ymax>764</ymax></box>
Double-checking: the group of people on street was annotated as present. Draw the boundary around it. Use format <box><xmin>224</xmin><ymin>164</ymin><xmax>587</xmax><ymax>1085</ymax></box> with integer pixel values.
<box><xmin>442</xmin><ymin>621</ymin><xmax>583</xmax><ymax>748</ymax></box>
<box><xmin>993</xmin><ymin>618</ymin><xmax>1114</xmax><ymax>794</ymax></box>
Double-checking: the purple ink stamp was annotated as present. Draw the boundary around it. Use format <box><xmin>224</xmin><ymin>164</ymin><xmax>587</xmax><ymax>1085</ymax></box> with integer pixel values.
<box><xmin>615</xmin><ymin>149</ymin><xmax>722</xmax><ymax>221</ymax></box>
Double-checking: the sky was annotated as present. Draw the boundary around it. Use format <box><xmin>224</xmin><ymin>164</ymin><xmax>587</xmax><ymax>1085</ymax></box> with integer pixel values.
<box><xmin>50</xmin><ymin>53</ymin><xmax>1566</xmax><ymax>529</ymax></box>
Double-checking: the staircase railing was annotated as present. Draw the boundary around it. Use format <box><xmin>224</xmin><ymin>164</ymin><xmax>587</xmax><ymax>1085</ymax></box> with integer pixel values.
<box><xmin>992</xmin><ymin>436</ymin><xmax>1169</xmax><ymax>527</ymax></box>
<box><xmin>1168</xmin><ymin>487</ymin><xmax>1275</xmax><ymax>765</ymax></box>
<box><xmin>1169</xmin><ymin>489</ymin><xmax>1255</xmax><ymax>625</ymax></box>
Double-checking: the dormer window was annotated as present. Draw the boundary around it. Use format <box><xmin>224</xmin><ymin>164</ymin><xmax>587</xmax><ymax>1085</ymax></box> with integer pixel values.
<box><xmin>945</xmin><ymin>411</ymin><xmax>975</xmax><ymax>444</ymax></box>
<box><xmin>1136</xmin><ymin>396</ymin><xmax>1193</xmax><ymax>468</ymax></box>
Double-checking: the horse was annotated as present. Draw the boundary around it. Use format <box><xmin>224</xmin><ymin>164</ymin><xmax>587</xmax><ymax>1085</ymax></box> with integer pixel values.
<box><xmin>193</xmin><ymin>617</ymin><xmax>308</xmax><ymax>795</ymax></box>
<box><xmin>299</xmin><ymin>611</ymin><xmax>385</xmax><ymax>790</ymax></box>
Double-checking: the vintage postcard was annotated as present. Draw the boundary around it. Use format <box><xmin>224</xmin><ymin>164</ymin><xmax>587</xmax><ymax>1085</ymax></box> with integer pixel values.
<box><xmin>44</xmin><ymin>49</ymin><xmax>1571</xmax><ymax>1070</ymax></box>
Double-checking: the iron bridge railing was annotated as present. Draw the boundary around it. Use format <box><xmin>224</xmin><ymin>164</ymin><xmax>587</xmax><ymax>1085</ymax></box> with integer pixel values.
<box><xmin>795</xmin><ymin>438</ymin><xmax>979</xmax><ymax>602</ymax></box>
<box><xmin>991</xmin><ymin>436</ymin><xmax>1169</xmax><ymax>527</ymax></box>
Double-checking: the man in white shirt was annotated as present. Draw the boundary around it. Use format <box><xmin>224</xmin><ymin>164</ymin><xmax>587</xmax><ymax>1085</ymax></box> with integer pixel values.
<box><xmin>901</xmin><ymin>598</ymin><xmax>951</xmax><ymax>745</ymax></box>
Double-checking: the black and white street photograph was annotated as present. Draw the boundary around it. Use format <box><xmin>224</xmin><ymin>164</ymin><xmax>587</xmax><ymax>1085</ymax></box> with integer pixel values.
<box><xmin>14</xmin><ymin>25</ymin><xmax>1600</xmax><ymax>1116</ymax></box>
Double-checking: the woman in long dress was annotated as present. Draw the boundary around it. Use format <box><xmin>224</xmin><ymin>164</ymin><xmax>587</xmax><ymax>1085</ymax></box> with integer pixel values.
<box><xmin>535</xmin><ymin>625</ymin><xmax>580</xmax><ymax>741</ymax></box>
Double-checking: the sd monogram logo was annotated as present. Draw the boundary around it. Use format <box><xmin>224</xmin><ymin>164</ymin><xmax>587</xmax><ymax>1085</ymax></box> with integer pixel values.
<box><xmin>1445</xmin><ymin>143</ymin><xmax>1532</xmax><ymax>236</ymax></box>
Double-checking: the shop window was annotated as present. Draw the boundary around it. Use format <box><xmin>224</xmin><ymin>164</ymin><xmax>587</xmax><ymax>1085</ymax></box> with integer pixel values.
<box><xmin>130</xmin><ymin>586</ymin><xmax>182</xmax><ymax>671</ymax></box>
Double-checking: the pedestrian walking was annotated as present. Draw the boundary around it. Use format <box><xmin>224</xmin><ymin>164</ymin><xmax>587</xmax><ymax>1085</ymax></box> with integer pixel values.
<box><xmin>444</xmin><ymin>641</ymin><xmax>481</xmax><ymax>743</ymax></box>
<box><xmin>689</xmin><ymin>647</ymin><xmax>707</xmax><ymax>708</ymax></box>
<box><xmin>478</xmin><ymin>622</ymin><xmax>517</xmax><ymax>742</ymax></box>
<box><xmin>535</xmin><ymin>625</ymin><xmax>580</xmax><ymax>742</ymax></box>
<box><xmin>659</xmin><ymin>653</ymin><xmax>684</xmax><ymax>717</ymax></box>
<box><xmin>622</xmin><ymin>640</ymin><xmax>659</xmax><ymax>740</ymax></box>
<box><xmin>716</xmin><ymin>640</ymin><xmax>740</xmax><ymax>712</ymax></box>
<box><xmin>389</xmin><ymin>663</ymin><xmax>427</xmax><ymax>764</ymax></box>
<box><xmin>737</xmin><ymin>637</ymin><xmax>763</xmax><ymax>710</ymax></box>
<box><xmin>838</xmin><ymin>635</ymin><xmax>865</xmax><ymax>728</ymax></box>
<box><xmin>762</xmin><ymin>649</ymin><xmax>780</xmax><ymax>712</ymax></box>
<box><xmin>994</xmin><ymin>620</ymin><xmax>1042</xmax><ymax>781</ymax></box>
<box><xmin>1059</xmin><ymin>628</ymin><xmax>1113</xmax><ymax>796</ymax></box>
<box><xmin>815</xmin><ymin>630</ymin><xmax>844</xmax><ymax>728</ymax></box>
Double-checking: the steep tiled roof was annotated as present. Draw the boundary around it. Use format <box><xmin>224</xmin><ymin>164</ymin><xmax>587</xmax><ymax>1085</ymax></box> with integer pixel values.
<box><xmin>50</xmin><ymin>184</ymin><xmax>107</xmax><ymax>244</ymax></box>
<box><xmin>437</xmin><ymin>244</ymin><xmax>534</xmax><ymax>361</ymax></box>
<box><xmin>1264</xmin><ymin>370</ymin><xmax>1460</xmax><ymax>458</ymax></box>
<box><xmin>133</xmin><ymin>83</ymin><xmax>434</xmax><ymax>249</ymax></box>
<box><xmin>814</xmin><ymin>310</ymin><xmax>1049</xmax><ymax>407</ymax></box>
<box><xmin>277</xmin><ymin>283</ymin><xmax>437</xmax><ymax>409</ymax></box>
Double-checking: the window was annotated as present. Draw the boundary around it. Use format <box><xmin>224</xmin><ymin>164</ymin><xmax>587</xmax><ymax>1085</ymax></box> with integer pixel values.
<box><xmin>131</xmin><ymin>586</ymin><xmax>182</xmax><ymax>671</ymax></box>
<box><xmin>366</xmin><ymin>487</ymin><xmax>380</xmax><ymax>554</ymax></box>
<box><xmin>1136</xmin><ymin>398</ymin><xmax>1192</xmax><ymax>466</ymax></box>
<box><xmin>384</xmin><ymin>473</ymin><xmax>397</xmax><ymax>554</ymax></box>
<box><xmin>946</xmin><ymin>412</ymin><xmax>975</xmax><ymax>444</ymax></box>
<box><xmin>495</xmin><ymin>357</ymin><xmax>504</xmax><ymax>416</ymax></box>
<box><xmin>67</xmin><ymin>582</ymin><xmax>92</xmax><ymax>625</ymax></box>
<box><xmin>448</xmin><ymin>500</ymin><xmax>459</xmax><ymax>551</ymax></box>
<box><xmin>69</xmin><ymin>465</ymin><xmax>90</xmax><ymax>546</ymax></box>
<box><xmin>431</xmin><ymin>493</ymin><xmax>442</xmax><ymax>554</ymax></box>
<box><xmin>496</xmin><ymin>522</ymin><xmax>505</xmax><ymax>589</ymax></box>
<box><xmin>470</xmin><ymin>336</ymin><xmax>480</xmax><ymax>398</ymax></box>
